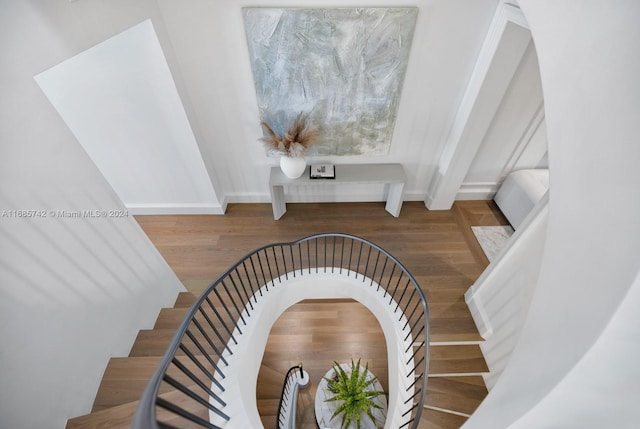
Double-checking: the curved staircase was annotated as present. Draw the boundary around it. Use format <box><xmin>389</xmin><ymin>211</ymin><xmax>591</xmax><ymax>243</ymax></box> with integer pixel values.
<box><xmin>67</xmin><ymin>291</ymin><xmax>488</xmax><ymax>429</ymax></box>
<box><xmin>67</xmin><ymin>227</ymin><xmax>490</xmax><ymax>429</ymax></box>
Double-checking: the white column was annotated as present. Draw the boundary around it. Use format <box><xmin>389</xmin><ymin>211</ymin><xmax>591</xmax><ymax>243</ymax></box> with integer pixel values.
<box><xmin>425</xmin><ymin>3</ymin><xmax>531</xmax><ymax>210</ymax></box>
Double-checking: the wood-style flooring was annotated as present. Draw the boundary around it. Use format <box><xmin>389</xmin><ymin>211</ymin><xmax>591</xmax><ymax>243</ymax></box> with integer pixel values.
<box><xmin>136</xmin><ymin>201</ymin><xmax>509</xmax><ymax>429</ymax></box>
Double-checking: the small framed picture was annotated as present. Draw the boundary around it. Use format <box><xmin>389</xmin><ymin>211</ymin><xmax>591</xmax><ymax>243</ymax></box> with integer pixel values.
<box><xmin>310</xmin><ymin>164</ymin><xmax>336</xmax><ymax>179</ymax></box>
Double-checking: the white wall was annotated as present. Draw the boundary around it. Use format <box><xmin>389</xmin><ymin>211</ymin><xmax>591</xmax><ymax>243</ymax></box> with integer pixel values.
<box><xmin>464</xmin><ymin>1</ymin><xmax>640</xmax><ymax>427</ymax></box>
<box><xmin>7</xmin><ymin>1</ymin><xmax>532</xmax><ymax>211</ymax></box>
<box><xmin>426</xmin><ymin>3</ymin><xmax>534</xmax><ymax>209</ymax></box>
<box><xmin>35</xmin><ymin>20</ymin><xmax>221</xmax><ymax>215</ymax></box>
<box><xmin>460</xmin><ymin>42</ymin><xmax>547</xmax><ymax>200</ymax></box>
<box><xmin>0</xmin><ymin>2</ymin><xmax>185</xmax><ymax>428</ymax></box>
<box><xmin>151</xmin><ymin>0</ymin><xmax>547</xmax><ymax>207</ymax></box>
<box><xmin>155</xmin><ymin>0</ymin><xmax>500</xmax><ymax>203</ymax></box>
<box><xmin>3</xmin><ymin>1</ymin><xmax>542</xmax><ymax>215</ymax></box>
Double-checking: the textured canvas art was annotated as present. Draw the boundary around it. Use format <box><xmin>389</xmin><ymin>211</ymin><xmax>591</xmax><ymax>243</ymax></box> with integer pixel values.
<box><xmin>243</xmin><ymin>8</ymin><xmax>418</xmax><ymax>156</ymax></box>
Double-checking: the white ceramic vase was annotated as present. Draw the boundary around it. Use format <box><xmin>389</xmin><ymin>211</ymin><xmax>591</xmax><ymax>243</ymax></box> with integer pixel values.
<box><xmin>280</xmin><ymin>156</ymin><xmax>307</xmax><ymax>179</ymax></box>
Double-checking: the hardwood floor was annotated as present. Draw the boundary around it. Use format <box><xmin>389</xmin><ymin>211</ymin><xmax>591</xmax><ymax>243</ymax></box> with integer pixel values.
<box><xmin>257</xmin><ymin>299</ymin><xmax>389</xmax><ymax>429</ymax></box>
<box><xmin>136</xmin><ymin>200</ymin><xmax>509</xmax><ymax>428</ymax></box>
<box><xmin>136</xmin><ymin>201</ymin><xmax>505</xmax><ymax>293</ymax></box>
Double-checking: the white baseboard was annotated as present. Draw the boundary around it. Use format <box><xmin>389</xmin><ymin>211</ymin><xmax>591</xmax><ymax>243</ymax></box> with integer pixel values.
<box><xmin>456</xmin><ymin>182</ymin><xmax>499</xmax><ymax>201</ymax></box>
<box><xmin>424</xmin><ymin>192</ymin><xmax>435</xmax><ymax>208</ymax></box>
<box><xmin>224</xmin><ymin>193</ymin><xmax>271</xmax><ymax>204</ymax></box>
<box><xmin>403</xmin><ymin>191</ymin><xmax>427</xmax><ymax>202</ymax></box>
<box><xmin>126</xmin><ymin>203</ymin><xmax>226</xmax><ymax>215</ymax></box>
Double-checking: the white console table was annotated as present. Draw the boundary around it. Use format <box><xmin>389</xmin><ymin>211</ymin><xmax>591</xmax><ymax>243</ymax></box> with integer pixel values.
<box><xmin>268</xmin><ymin>163</ymin><xmax>407</xmax><ymax>220</ymax></box>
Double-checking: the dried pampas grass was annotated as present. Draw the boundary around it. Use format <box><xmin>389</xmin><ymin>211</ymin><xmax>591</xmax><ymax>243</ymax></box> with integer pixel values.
<box><xmin>260</xmin><ymin>113</ymin><xmax>320</xmax><ymax>157</ymax></box>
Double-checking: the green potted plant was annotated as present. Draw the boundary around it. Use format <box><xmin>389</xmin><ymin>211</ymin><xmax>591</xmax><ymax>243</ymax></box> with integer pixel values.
<box><xmin>323</xmin><ymin>358</ymin><xmax>385</xmax><ymax>429</ymax></box>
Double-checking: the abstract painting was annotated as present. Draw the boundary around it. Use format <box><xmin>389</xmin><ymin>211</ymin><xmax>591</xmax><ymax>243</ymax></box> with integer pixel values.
<box><xmin>243</xmin><ymin>8</ymin><xmax>418</xmax><ymax>156</ymax></box>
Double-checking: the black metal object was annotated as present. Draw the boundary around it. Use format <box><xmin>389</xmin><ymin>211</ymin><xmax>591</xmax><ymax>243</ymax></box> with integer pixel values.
<box><xmin>276</xmin><ymin>364</ymin><xmax>306</xmax><ymax>429</ymax></box>
<box><xmin>133</xmin><ymin>233</ymin><xmax>429</xmax><ymax>429</ymax></box>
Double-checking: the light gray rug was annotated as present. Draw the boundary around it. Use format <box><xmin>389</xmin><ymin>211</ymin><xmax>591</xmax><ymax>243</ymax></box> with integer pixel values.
<box><xmin>471</xmin><ymin>226</ymin><xmax>514</xmax><ymax>262</ymax></box>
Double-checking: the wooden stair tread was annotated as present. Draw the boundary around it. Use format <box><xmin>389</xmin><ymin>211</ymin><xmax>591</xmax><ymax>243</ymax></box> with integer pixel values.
<box><xmin>256</xmin><ymin>364</ymin><xmax>286</xmax><ymax>399</ymax></box>
<box><xmin>429</xmin><ymin>331</ymin><xmax>483</xmax><ymax>343</ymax></box>
<box><xmin>92</xmin><ymin>356</ymin><xmax>206</xmax><ymax>412</ymax></box>
<box><xmin>67</xmin><ymin>400</ymin><xmax>139</xmax><ymax>429</ymax></box>
<box><xmin>428</xmin><ymin>301</ymin><xmax>478</xmax><ymax>319</ymax></box>
<box><xmin>256</xmin><ymin>397</ymin><xmax>280</xmax><ymax>414</ymax></box>
<box><xmin>418</xmin><ymin>407</ymin><xmax>468</xmax><ymax>429</ymax></box>
<box><xmin>129</xmin><ymin>329</ymin><xmax>180</xmax><ymax>356</ymax></box>
<box><xmin>154</xmin><ymin>307</ymin><xmax>192</xmax><ymax>329</ymax></box>
<box><xmin>69</xmin><ymin>386</ymin><xmax>211</xmax><ymax>429</ymax></box>
<box><xmin>425</xmin><ymin>376</ymin><xmax>487</xmax><ymax>415</ymax></box>
<box><xmin>129</xmin><ymin>328</ymin><xmax>228</xmax><ymax>357</ymax></box>
<box><xmin>153</xmin><ymin>387</ymin><xmax>211</xmax><ymax>429</ymax></box>
<box><xmin>173</xmin><ymin>291</ymin><xmax>199</xmax><ymax>308</ymax></box>
<box><xmin>429</xmin><ymin>344</ymin><xmax>488</xmax><ymax>375</ymax></box>
<box><xmin>429</xmin><ymin>316</ymin><xmax>484</xmax><ymax>343</ymax></box>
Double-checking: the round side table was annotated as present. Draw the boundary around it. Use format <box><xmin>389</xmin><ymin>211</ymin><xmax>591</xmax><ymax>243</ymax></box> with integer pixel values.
<box><xmin>314</xmin><ymin>363</ymin><xmax>387</xmax><ymax>429</ymax></box>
